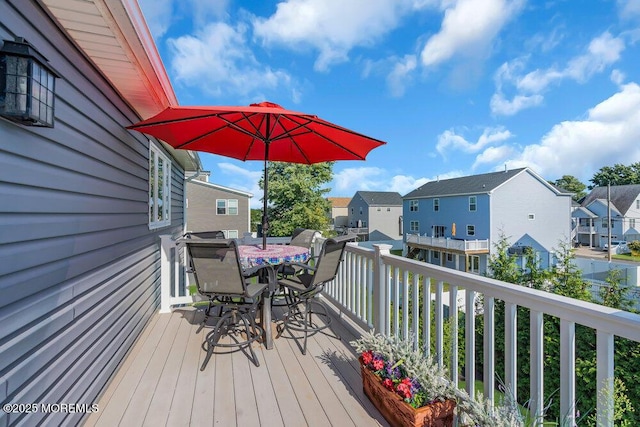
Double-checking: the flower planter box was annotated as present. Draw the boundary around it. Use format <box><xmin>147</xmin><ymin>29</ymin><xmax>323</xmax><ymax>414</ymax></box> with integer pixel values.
<box><xmin>359</xmin><ymin>357</ymin><xmax>455</xmax><ymax>427</ymax></box>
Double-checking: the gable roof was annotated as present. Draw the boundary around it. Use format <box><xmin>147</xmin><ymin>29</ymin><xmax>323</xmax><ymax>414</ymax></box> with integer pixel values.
<box><xmin>403</xmin><ymin>168</ymin><xmax>528</xmax><ymax>198</ymax></box>
<box><xmin>352</xmin><ymin>191</ymin><xmax>403</xmax><ymax>206</ymax></box>
<box><xmin>581</xmin><ymin>185</ymin><xmax>640</xmax><ymax>215</ymax></box>
<box><xmin>328</xmin><ymin>197</ymin><xmax>351</xmax><ymax>208</ymax></box>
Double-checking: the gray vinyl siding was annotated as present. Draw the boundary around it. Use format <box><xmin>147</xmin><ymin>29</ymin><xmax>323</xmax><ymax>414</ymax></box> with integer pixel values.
<box><xmin>0</xmin><ymin>3</ymin><xmax>184</xmax><ymax>426</ymax></box>
<box><xmin>368</xmin><ymin>206</ymin><xmax>402</xmax><ymax>240</ymax></box>
<box><xmin>491</xmin><ymin>171</ymin><xmax>572</xmax><ymax>268</ymax></box>
<box><xmin>186</xmin><ymin>181</ymin><xmax>251</xmax><ymax>235</ymax></box>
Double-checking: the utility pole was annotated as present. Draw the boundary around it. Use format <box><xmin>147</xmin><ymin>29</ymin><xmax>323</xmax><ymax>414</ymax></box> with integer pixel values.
<box><xmin>607</xmin><ymin>183</ymin><xmax>612</xmax><ymax>262</ymax></box>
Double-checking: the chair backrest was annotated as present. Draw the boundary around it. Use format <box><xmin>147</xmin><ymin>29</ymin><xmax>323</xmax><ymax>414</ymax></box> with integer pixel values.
<box><xmin>186</xmin><ymin>230</ymin><xmax>226</xmax><ymax>239</ymax></box>
<box><xmin>290</xmin><ymin>228</ymin><xmax>318</xmax><ymax>249</ymax></box>
<box><xmin>184</xmin><ymin>239</ymin><xmax>247</xmax><ymax>296</ymax></box>
<box><xmin>310</xmin><ymin>234</ymin><xmax>356</xmax><ymax>286</ymax></box>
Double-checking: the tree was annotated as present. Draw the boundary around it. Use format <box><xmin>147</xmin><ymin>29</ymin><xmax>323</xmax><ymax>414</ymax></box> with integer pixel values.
<box><xmin>250</xmin><ymin>209</ymin><xmax>261</xmax><ymax>232</ymax></box>
<box><xmin>549</xmin><ymin>175</ymin><xmax>587</xmax><ymax>201</ymax></box>
<box><xmin>260</xmin><ymin>162</ymin><xmax>333</xmax><ymax>236</ymax></box>
<box><xmin>589</xmin><ymin>163</ymin><xmax>640</xmax><ymax>189</ymax></box>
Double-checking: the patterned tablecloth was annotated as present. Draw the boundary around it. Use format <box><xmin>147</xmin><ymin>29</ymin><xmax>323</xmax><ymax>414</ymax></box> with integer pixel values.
<box><xmin>238</xmin><ymin>244</ymin><xmax>310</xmax><ymax>269</ymax></box>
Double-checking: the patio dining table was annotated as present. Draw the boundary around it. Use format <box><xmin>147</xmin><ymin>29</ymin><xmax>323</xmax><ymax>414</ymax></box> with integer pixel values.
<box><xmin>238</xmin><ymin>244</ymin><xmax>311</xmax><ymax>349</ymax></box>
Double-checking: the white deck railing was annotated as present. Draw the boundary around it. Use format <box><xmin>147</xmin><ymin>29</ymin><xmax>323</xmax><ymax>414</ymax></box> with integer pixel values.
<box><xmin>324</xmin><ymin>243</ymin><xmax>640</xmax><ymax>426</ymax></box>
<box><xmin>406</xmin><ymin>233</ymin><xmax>490</xmax><ymax>252</ymax></box>
<box><xmin>160</xmin><ymin>236</ymin><xmax>640</xmax><ymax>425</ymax></box>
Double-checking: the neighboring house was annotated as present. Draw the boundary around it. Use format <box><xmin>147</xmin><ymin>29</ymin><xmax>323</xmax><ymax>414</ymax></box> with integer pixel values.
<box><xmin>1</xmin><ymin>2</ymin><xmax>200</xmax><ymax>425</ymax></box>
<box><xmin>574</xmin><ymin>184</ymin><xmax>640</xmax><ymax>248</ymax></box>
<box><xmin>186</xmin><ymin>172</ymin><xmax>252</xmax><ymax>238</ymax></box>
<box><xmin>403</xmin><ymin>168</ymin><xmax>573</xmax><ymax>274</ymax></box>
<box><xmin>347</xmin><ymin>191</ymin><xmax>403</xmax><ymax>241</ymax></box>
<box><xmin>327</xmin><ymin>196</ymin><xmax>351</xmax><ymax>231</ymax></box>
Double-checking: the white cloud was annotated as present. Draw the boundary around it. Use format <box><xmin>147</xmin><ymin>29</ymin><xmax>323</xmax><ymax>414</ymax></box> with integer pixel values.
<box><xmin>618</xmin><ymin>0</ymin><xmax>640</xmax><ymax>20</ymax></box>
<box><xmin>333</xmin><ymin>167</ymin><xmax>386</xmax><ymax>193</ymax></box>
<box><xmin>503</xmin><ymin>83</ymin><xmax>640</xmax><ymax>181</ymax></box>
<box><xmin>252</xmin><ymin>0</ymin><xmax>411</xmax><ymax>71</ymax></box>
<box><xmin>492</xmin><ymin>32</ymin><xmax>626</xmax><ymax>116</ymax></box>
<box><xmin>388</xmin><ymin>175</ymin><xmax>431</xmax><ymax>196</ymax></box>
<box><xmin>167</xmin><ymin>22</ymin><xmax>297</xmax><ymax>100</ymax></box>
<box><xmin>386</xmin><ymin>55</ymin><xmax>418</xmax><ymax>97</ymax></box>
<box><xmin>215</xmin><ymin>162</ymin><xmax>263</xmax><ymax>208</ymax></box>
<box><xmin>420</xmin><ymin>0</ymin><xmax>525</xmax><ymax>67</ymax></box>
<box><xmin>436</xmin><ymin>127</ymin><xmax>513</xmax><ymax>158</ymax></box>
<box><xmin>139</xmin><ymin>0</ymin><xmax>173</xmax><ymax>38</ymax></box>
<box><xmin>472</xmin><ymin>145</ymin><xmax>515</xmax><ymax>169</ymax></box>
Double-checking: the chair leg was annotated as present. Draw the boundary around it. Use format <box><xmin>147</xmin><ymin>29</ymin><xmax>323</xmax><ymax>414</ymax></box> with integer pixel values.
<box><xmin>200</xmin><ymin>311</ymin><xmax>231</xmax><ymax>371</ymax></box>
<box><xmin>239</xmin><ymin>313</ymin><xmax>260</xmax><ymax>367</ymax></box>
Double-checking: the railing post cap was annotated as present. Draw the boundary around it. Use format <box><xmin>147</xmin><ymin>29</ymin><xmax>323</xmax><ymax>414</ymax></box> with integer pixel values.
<box><xmin>373</xmin><ymin>243</ymin><xmax>393</xmax><ymax>253</ymax></box>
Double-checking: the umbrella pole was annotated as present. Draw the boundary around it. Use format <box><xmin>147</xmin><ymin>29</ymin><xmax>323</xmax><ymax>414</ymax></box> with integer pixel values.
<box><xmin>262</xmin><ymin>143</ymin><xmax>269</xmax><ymax>250</ymax></box>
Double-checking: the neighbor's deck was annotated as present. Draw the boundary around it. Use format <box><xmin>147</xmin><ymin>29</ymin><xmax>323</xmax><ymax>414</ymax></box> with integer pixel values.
<box><xmin>84</xmin><ymin>303</ymin><xmax>388</xmax><ymax>426</ymax></box>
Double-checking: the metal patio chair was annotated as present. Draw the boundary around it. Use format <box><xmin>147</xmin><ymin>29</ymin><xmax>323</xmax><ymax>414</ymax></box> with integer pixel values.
<box><xmin>184</xmin><ymin>238</ymin><xmax>275</xmax><ymax>369</ymax></box>
<box><xmin>276</xmin><ymin>234</ymin><xmax>356</xmax><ymax>355</ymax></box>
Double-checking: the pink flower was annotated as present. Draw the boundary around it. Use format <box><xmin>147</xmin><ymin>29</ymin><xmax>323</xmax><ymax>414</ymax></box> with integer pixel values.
<box><xmin>372</xmin><ymin>358</ymin><xmax>385</xmax><ymax>371</ymax></box>
<box><xmin>396</xmin><ymin>379</ymin><xmax>413</xmax><ymax>399</ymax></box>
<box><xmin>382</xmin><ymin>378</ymin><xmax>394</xmax><ymax>390</ymax></box>
<box><xmin>362</xmin><ymin>350</ymin><xmax>373</xmax><ymax>366</ymax></box>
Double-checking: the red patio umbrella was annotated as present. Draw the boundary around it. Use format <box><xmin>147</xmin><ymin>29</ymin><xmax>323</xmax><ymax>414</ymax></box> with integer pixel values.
<box><xmin>127</xmin><ymin>101</ymin><xmax>386</xmax><ymax>249</ymax></box>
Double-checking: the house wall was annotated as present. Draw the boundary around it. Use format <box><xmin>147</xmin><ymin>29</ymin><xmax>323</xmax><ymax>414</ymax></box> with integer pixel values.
<box><xmin>331</xmin><ymin>206</ymin><xmax>348</xmax><ymax>228</ymax></box>
<box><xmin>186</xmin><ymin>181</ymin><xmax>250</xmax><ymax>236</ymax></box>
<box><xmin>348</xmin><ymin>196</ymin><xmax>368</xmax><ymax>227</ymax></box>
<box><xmin>0</xmin><ymin>3</ymin><xmax>184</xmax><ymax>425</ymax></box>
<box><xmin>402</xmin><ymin>194</ymin><xmax>491</xmax><ymax>239</ymax></box>
<box><xmin>490</xmin><ymin>171</ymin><xmax>572</xmax><ymax>268</ymax></box>
<box><xmin>368</xmin><ymin>206</ymin><xmax>402</xmax><ymax>240</ymax></box>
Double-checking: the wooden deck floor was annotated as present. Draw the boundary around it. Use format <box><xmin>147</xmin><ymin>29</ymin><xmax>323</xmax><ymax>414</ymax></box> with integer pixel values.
<box><xmin>83</xmin><ymin>301</ymin><xmax>388</xmax><ymax>426</ymax></box>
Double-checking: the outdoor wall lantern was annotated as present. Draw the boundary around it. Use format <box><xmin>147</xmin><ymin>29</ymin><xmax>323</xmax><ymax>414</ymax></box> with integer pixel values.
<box><xmin>0</xmin><ymin>37</ymin><xmax>59</xmax><ymax>127</ymax></box>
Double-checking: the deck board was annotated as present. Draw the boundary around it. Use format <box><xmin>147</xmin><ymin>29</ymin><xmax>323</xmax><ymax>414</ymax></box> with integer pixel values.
<box><xmin>85</xmin><ymin>300</ymin><xmax>387</xmax><ymax>426</ymax></box>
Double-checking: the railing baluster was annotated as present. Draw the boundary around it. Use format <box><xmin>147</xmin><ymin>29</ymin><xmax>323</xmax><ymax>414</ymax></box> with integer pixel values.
<box><xmin>435</xmin><ymin>280</ymin><xmax>444</xmax><ymax>367</ymax></box>
<box><xmin>465</xmin><ymin>290</ymin><xmax>476</xmax><ymax>398</ymax></box>
<box><xmin>393</xmin><ymin>267</ymin><xmax>400</xmax><ymax>337</ymax></box>
<box><xmin>423</xmin><ymin>276</ymin><xmax>431</xmax><ymax>356</ymax></box>
<box><xmin>450</xmin><ymin>284</ymin><xmax>458</xmax><ymax>387</ymax></box>
<box><xmin>484</xmin><ymin>296</ymin><xmax>495</xmax><ymax>403</ymax></box>
<box><xmin>505</xmin><ymin>302</ymin><xmax>518</xmax><ymax>403</ymax></box>
<box><xmin>597</xmin><ymin>331</ymin><xmax>614</xmax><ymax>426</ymax></box>
<box><xmin>403</xmin><ymin>270</ymin><xmax>410</xmax><ymax>339</ymax></box>
<box><xmin>412</xmin><ymin>273</ymin><xmax>420</xmax><ymax>350</ymax></box>
<box><xmin>560</xmin><ymin>319</ymin><xmax>576</xmax><ymax>425</ymax></box>
<box><xmin>530</xmin><ymin>310</ymin><xmax>544</xmax><ymax>421</ymax></box>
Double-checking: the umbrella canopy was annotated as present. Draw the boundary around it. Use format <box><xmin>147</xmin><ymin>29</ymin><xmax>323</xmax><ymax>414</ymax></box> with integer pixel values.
<box><xmin>127</xmin><ymin>101</ymin><xmax>386</xmax><ymax>248</ymax></box>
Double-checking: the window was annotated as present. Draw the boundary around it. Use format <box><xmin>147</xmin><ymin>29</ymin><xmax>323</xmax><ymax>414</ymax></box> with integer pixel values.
<box><xmin>433</xmin><ymin>198</ymin><xmax>439</xmax><ymax>212</ymax></box>
<box><xmin>469</xmin><ymin>196</ymin><xmax>477</xmax><ymax>212</ymax></box>
<box><xmin>433</xmin><ymin>251</ymin><xmax>440</xmax><ymax>259</ymax></box>
<box><xmin>467</xmin><ymin>225</ymin><xmax>475</xmax><ymax>236</ymax></box>
<box><xmin>446</xmin><ymin>253</ymin><xmax>453</xmax><ymax>262</ymax></box>
<box><xmin>528</xmin><ymin>213</ymin><xmax>535</xmax><ymax>220</ymax></box>
<box><xmin>216</xmin><ymin>199</ymin><xmax>238</xmax><ymax>215</ymax></box>
<box><xmin>224</xmin><ymin>230</ymin><xmax>238</xmax><ymax>238</ymax></box>
<box><xmin>377</xmin><ymin>207</ymin><xmax>381</xmax><ymax>211</ymax></box>
<box><xmin>631</xmin><ymin>219</ymin><xmax>636</xmax><ymax>228</ymax></box>
<box><xmin>410</xmin><ymin>221</ymin><xmax>419</xmax><ymax>232</ymax></box>
<box><xmin>351</xmin><ymin>207</ymin><xmax>354</xmax><ymax>214</ymax></box>
<box><xmin>149</xmin><ymin>143</ymin><xmax>171</xmax><ymax>229</ymax></box>
<box><xmin>410</xmin><ymin>200</ymin><xmax>419</xmax><ymax>212</ymax></box>
<box><xmin>359</xmin><ymin>207</ymin><xmax>363</xmax><ymax>215</ymax></box>
<box><xmin>433</xmin><ymin>225</ymin><xmax>445</xmax><ymax>237</ymax></box>
<box><xmin>469</xmin><ymin>255</ymin><xmax>479</xmax><ymax>274</ymax></box>
<box><xmin>387</xmin><ymin>207</ymin><xmax>391</xmax><ymax>212</ymax></box>
<box><xmin>637</xmin><ymin>200</ymin><xmax>640</xmax><ymax>209</ymax></box>
<box><xmin>602</xmin><ymin>218</ymin><xmax>613</xmax><ymax>228</ymax></box>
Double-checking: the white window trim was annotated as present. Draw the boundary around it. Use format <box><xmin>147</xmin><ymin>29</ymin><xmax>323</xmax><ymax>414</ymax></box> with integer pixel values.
<box><xmin>149</xmin><ymin>142</ymin><xmax>171</xmax><ymax>230</ymax></box>
<box><xmin>410</xmin><ymin>220</ymin><xmax>419</xmax><ymax>232</ymax></box>
<box><xmin>433</xmin><ymin>198</ymin><xmax>439</xmax><ymax>212</ymax></box>
<box><xmin>469</xmin><ymin>196</ymin><xmax>477</xmax><ymax>212</ymax></box>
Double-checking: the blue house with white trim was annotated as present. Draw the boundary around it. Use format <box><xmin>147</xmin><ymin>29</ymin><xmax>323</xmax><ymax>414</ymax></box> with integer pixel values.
<box><xmin>403</xmin><ymin>168</ymin><xmax>573</xmax><ymax>274</ymax></box>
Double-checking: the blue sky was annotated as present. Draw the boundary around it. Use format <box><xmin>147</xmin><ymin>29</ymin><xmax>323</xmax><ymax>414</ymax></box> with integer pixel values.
<box><xmin>139</xmin><ymin>0</ymin><xmax>640</xmax><ymax>208</ymax></box>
